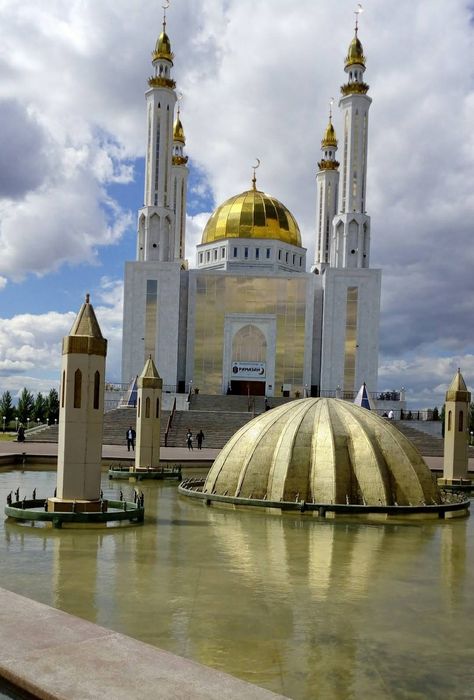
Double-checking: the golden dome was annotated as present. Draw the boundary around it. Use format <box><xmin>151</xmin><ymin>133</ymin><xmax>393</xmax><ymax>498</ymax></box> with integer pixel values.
<box><xmin>173</xmin><ymin>115</ymin><xmax>185</xmax><ymax>143</ymax></box>
<box><xmin>345</xmin><ymin>33</ymin><xmax>365</xmax><ymax>68</ymax></box>
<box><xmin>201</xmin><ymin>189</ymin><xmax>301</xmax><ymax>246</ymax></box>
<box><xmin>321</xmin><ymin>119</ymin><xmax>337</xmax><ymax>148</ymax></box>
<box><xmin>203</xmin><ymin>398</ymin><xmax>441</xmax><ymax>507</ymax></box>
<box><xmin>152</xmin><ymin>28</ymin><xmax>173</xmax><ymax>63</ymax></box>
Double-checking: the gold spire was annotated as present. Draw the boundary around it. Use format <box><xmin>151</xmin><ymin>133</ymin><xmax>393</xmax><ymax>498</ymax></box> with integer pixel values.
<box><xmin>345</xmin><ymin>5</ymin><xmax>366</xmax><ymax>68</ymax></box>
<box><xmin>70</xmin><ymin>294</ymin><xmax>104</xmax><ymax>339</ymax></box>
<box><xmin>173</xmin><ymin>108</ymin><xmax>185</xmax><ymax>144</ymax></box>
<box><xmin>138</xmin><ymin>355</ymin><xmax>163</xmax><ymax>389</ymax></box>
<box><xmin>63</xmin><ymin>295</ymin><xmax>107</xmax><ymax>356</ymax></box>
<box><xmin>321</xmin><ymin>117</ymin><xmax>337</xmax><ymax>148</ymax></box>
<box><xmin>152</xmin><ymin>4</ymin><xmax>174</xmax><ymax>63</ymax></box>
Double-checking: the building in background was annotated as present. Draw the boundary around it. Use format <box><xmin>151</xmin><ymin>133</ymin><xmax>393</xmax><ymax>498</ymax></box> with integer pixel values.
<box><xmin>122</xmin><ymin>15</ymin><xmax>381</xmax><ymax>399</ymax></box>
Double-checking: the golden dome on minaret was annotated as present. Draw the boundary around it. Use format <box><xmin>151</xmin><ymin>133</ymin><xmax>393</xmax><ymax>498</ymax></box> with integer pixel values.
<box><xmin>345</xmin><ymin>31</ymin><xmax>365</xmax><ymax>68</ymax></box>
<box><xmin>152</xmin><ymin>18</ymin><xmax>174</xmax><ymax>63</ymax></box>
<box><xmin>173</xmin><ymin>112</ymin><xmax>185</xmax><ymax>144</ymax></box>
<box><xmin>321</xmin><ymin>118</ymin><xmax>337</xmax><ymax>148</ymax></box>
<box><xmin>201</xmin><ymin>188</ymin><xmax>301</xmax><ymax>246</ymax></box>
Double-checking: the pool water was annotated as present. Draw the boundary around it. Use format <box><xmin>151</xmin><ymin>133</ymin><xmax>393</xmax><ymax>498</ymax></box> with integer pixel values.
<box><xmin>1</xmin><ymin>468</ymin><xmax>473</xmax><ymax>699</ymax></box>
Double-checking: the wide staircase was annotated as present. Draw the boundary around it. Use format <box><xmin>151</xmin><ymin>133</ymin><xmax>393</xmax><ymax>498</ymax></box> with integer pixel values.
<box><xmin>29</xmin><ymin>402</ymin><xmax>474</xmax><ymax>456</ymax></box>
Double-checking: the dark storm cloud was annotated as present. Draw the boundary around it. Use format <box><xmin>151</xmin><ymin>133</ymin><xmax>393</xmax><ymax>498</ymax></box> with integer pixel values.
<box><xmin>0</xmin><ymin>100</ymin><xmax>49</xmax><ymax>199</ymax></box>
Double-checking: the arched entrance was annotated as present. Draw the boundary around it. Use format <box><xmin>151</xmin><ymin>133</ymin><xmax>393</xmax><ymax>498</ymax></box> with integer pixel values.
<box><xmin>230</xmin><ymin>324</ymin><xmax>267</xmax><ymax>396</ymax></box>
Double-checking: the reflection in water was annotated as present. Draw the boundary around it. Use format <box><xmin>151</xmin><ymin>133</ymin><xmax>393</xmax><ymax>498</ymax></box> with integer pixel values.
<box><xmin>1</xmin><ymin>469</ymin><xmax>473</xmax><ymax>699</ymax></box>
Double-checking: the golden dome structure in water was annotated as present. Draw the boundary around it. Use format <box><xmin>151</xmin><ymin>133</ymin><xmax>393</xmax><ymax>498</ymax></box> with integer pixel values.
<box><xmin>202</xmin><ymin>398</ymin><xmax>442</xmax><ymax>508</ymax></box>
<box><xmin>201</xmin><ymin>189</ymin><xmax>302</xmax><ymax>247</ymax></box>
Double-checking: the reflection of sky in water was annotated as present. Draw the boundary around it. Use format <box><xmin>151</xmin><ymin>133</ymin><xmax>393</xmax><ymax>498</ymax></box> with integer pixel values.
<box><xmin>1</xmin><ymin>468</ymin><xmax>474</xmax><ymax>700</ymax></box>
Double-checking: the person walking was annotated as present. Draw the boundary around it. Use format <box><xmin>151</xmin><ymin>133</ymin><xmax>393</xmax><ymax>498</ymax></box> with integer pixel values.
<box><xmin>186</xmin><ymin>428</ymin><xmax>193</xmax><ymax>451</ymax></box>
<box><xmin>126</xmin><ymin>426</ymin><xmax>136</xmax><ymax>451</ymax></box>
<box><xmin>196</xmin><ymin>430</ymin><xmax>204</xmax><ymax>450</ymax></box>
<box><xmin>388</xmin><ymin>409</ymin><xmax>394</xmax><ymax>420</ymax></box>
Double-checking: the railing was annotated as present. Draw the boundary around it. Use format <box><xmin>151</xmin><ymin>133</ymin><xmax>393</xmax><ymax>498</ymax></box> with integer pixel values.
<box><xmin>320</xmin><ymin>390</ymin><xmax>401</xmax><ymax>402</ymax></box>
<box><xmin>164</xmin><ymin>397</ymin><xmax>177</xmax><ymax>447</ymax></box>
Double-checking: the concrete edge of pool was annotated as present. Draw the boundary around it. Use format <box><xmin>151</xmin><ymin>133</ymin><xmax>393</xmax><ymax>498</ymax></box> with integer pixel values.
<box><xmin>0</xmin><ymin>588</ymin><xmax>288</xmax><ymax>700</ymax></box>
<box><xmin>179</xmin><ymin>479</ymin><xmax>471</xmax><ymax>519</ymax></box>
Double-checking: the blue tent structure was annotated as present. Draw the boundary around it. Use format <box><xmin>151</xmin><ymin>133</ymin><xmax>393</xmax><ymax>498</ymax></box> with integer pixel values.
<box><xmin>354</xmin><ymin>382</ymin><xmax>372</xmax><ymax>410</ymax></box>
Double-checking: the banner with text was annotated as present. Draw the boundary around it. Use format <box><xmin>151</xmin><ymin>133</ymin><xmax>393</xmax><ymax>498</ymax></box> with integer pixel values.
<box><xmin>231</xmin><ymin>362</ymin><xmax>266</xmax><ymax>379</ymax></box>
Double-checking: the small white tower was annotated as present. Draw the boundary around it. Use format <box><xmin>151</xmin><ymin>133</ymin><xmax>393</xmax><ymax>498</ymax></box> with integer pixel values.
<box><xmin>171</xmin><ymin>107</ymin><xmax>188</xmax><ymax>262</ymax></box>
<box><xmin>135</xmin><ymin>356</ymin><xmax>163</xmax><ymax>470</ymax></box>
<box><xmin>441</xmin><ymin>369</ymin><xmax>471</xmax><ymax>485</ymax></box>
<box><xmin>50</xmin><ymin>295</ymin><xmax>107</xmax><ymax>512</ymax></box>
<box><xmin>314</xmin><ymin>108</ymin><xmax>339</xmax><ymax>271</ymax></box>
<box><xmin>331</xmin><ymin>13</ymin><xmax>372</xmax><ymax>269</ymax></box>
<box><xmin>137</xmin><ymin>9</ymin><xmax>179</xmax><ymax>263</ymax></box>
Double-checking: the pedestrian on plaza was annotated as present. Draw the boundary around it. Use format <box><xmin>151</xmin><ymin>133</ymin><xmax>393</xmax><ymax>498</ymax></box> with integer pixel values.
<box><xmin>186</xmin><ymin>428</ymin><xmax>193</xmax><ymax>451</ymax></box>
<box><xmin>388</xmin><ymin>409</ymin><xmax>394</xmax><ymax>420</ymax></box>
<box><xmin>196</xmin><ymin>430</ymin><xmax>204</xmax><ymax>450</ymax></box>
<box><xmin>126</xmin><ymin>426</ymin><xmax>136</xmax><ymax>451</ymax></box>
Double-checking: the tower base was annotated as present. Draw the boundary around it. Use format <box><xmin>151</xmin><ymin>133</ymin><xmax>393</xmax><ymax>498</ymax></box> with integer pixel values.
<box><xmin>47</xmin><ymin>498</ymin><xmax>106</xmax><ymax>514</ymax></box>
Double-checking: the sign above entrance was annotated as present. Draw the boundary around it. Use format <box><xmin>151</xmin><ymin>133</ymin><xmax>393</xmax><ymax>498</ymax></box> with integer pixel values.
<box><xmin>231</xmin><ymin>362</ymin><xmax>266</xmax><ymax>379</ymax></box>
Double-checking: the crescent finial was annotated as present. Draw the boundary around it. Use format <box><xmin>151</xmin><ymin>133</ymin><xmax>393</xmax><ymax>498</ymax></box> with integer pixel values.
<box><xmin>252</xmin><ymin>158</ymin><xmax>261</xmax><ymax>190</ymax></box>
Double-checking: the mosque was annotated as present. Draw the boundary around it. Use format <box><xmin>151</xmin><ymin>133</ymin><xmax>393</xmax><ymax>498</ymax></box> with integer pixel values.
<box><xmin>122</xmin><ymin>14</ymin><xmax>381</xmax><ymax>399</ymax></box>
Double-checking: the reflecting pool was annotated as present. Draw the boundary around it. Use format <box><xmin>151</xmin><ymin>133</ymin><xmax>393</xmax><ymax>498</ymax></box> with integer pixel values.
<box><xmin>1</xmin><ymin>468</ymin><xmax>474</xmax><ymax>699</ymax></box>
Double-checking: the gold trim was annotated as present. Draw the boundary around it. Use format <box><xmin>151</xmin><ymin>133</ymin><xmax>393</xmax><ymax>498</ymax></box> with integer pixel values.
<box><xmin>148</xmin><ymin>76</ymin><xmax>176</xmax><ymax>89</ymax></box>
<box><xmin>341</xmin><ymin>81</ymin><xmax>369</xmax><ymax>96</ymax></box>
<box><xmin>318</xmin><ymin>159</ymin><xmax>339</xmax><ymax>171</ymax></box>
<box><xmin>172</xmin><ymin>155</ymin><xmax>188</xmax><ymax>165</ymax></box>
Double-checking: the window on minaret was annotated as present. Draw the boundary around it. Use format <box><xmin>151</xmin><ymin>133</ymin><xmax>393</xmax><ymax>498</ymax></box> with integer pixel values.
<box><xmin>145</xmin><ymin>397</ymin><xmax>150</xmax><ymax>419</ymax></box>
<box><xmin>156</xmin><ymin>398</ymin><xmax>160</xmax><ymax>418</ymax></box>
<box><xmin>93</xmin><ymin>371</ymin><xmax>100</xmax><ymax>410</ymax></box>
<box><xmin>459</xmin><ymin>411</ymin><xmax>464</xmax><ymax>432</ymax></box>
<box><xmin>74</xmin><ymin>369</ymin><xmax>82</xmax><ymax>409</ymax></box>
<box><xmin>61</xmin><ymin>371</ymin><xmax>65</xmax><ymax>408</ymax></box>
<box><xmin>342</xmin><ymin>113</ymin><xmax>349</xmax><ymax>210</ymax></box>
<box><xmin>448</xmin><ymin>411</ymin><xmax>452</xmax><ymax>431</ymax></box>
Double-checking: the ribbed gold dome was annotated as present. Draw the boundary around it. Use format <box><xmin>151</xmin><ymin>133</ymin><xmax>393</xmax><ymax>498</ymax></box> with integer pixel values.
<box><xmin>201</xmin><ymin>189</ymin><xmax>302</xmax><ymax>246</ymax></box>
<box><xmin>152</xmin><ymin>29</ymin><xmax>173</xmax><ymax>62</ymax></box>
<box><xmin>321</xmin><ymin>119</ymin><xmax>337</xmax><ymax>148</ymax></box>
<box><xmin>345</xmin><ymin>34</ymin><xmax>365</xmax><ymax>68</ymax></box>
<box><xmin>204</xmin><ymin>398</ymin><xmax>441</xmax><ymax>507</ymax></box>
<box><xmin>173</xmin><ymin>115</ymin><xmax>185</xmax><ymax>143</ymax></box>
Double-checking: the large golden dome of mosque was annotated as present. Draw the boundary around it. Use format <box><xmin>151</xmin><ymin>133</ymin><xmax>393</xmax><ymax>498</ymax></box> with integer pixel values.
<box><xmin>203</xmin><ymin>398</ymin><xmax>441</xmax><ymax>507</ymax></box>
<box><xmin>201</xmin><ymin>188</ymin><xmax>302</xmax><ymax>247</ymax></box>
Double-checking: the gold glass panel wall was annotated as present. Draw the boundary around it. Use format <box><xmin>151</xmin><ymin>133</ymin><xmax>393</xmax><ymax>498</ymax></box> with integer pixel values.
<box><xmin>343</xmin><ymin>286</ymin><xmax>358</xmax><ymax>393</ymax></box>
<box><xmin>232</xmin><ymin>325</ymin><xmax>267</xmax><ymax>362</ymax></box>
<box><xmin>145</xmin><ymin>280</ymin><xmax>157</xmax><ymax>362</ymax></box>
<box><xmin>193</xmin><ymin>275</ymin><xmax>307</xmax><ymax>394</ymax></box>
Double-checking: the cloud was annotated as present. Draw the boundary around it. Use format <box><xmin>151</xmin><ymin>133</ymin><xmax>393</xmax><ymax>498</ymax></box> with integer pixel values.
<box><xmin>0</xmin><ymin>278</ymin><xmax>124</xmax><ymax>394</ymax></box>
<box><xmin>0</xmin><ymin>0</ymin><xmax>472</xmax><ymax>405</ymax></box>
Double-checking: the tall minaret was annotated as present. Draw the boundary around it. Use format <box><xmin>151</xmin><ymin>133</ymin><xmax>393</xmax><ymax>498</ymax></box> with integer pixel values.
<box><xmin>171</xmin><ymin>107</ymin><xmax>188</xmax><ymax>261</ymax></box>
<box><xmin>314</xmin><ymin>106</ymin><xmax>339</xmax><ymax>270</ymax></box>
<box><xmin>331</xmin><ymin>12</ymin><xmax>372</xmax><ymax>269</ymax></box>
<box><xmin>137</xmin><ymin>9</ymin><xmax>180</xmax><ymax>263</ymax></box>
<box><xmin>441</xmin><ymin>369</ymin><xmax>471</xmax><ymax>485</ymax></box>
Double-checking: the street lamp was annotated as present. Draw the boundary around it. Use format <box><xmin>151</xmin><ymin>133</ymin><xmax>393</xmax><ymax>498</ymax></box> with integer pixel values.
<box><xmin>15</xmin><ymin>417</ymin><xmax>19</xmax><ymax>432</ymax></box>
<box><xmin>27</xmin><ymin>416</ymin><xmax>30</xmax><ymax>431</ymax></box>
<box><xmin>36</xmin><ymin>418</ymin><xmax>40</xmax><ymax>428</ymax></box>
<box><xmin>2</xmin><ymin>416</ymin><xmax>5</xmax><ymax>433</ymax></box>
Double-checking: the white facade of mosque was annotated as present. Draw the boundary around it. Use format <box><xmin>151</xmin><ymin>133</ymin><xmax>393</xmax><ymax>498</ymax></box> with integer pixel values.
<box><xmin>122</xmin><ymin>19</ymin><xmax>381</xmax><ymax>399</ymax></box>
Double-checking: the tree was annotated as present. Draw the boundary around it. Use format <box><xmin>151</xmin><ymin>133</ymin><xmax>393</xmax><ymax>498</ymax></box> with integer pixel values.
<box><xmin>32</xmin><ymin>392</ymin><xmax>47</xmax><ymax>423</ymax></box>
<box><xmin>17</xmin><ymin>388</ymin><xmax>34</xmax><ymax>425</ymax></box>
<box><xmin>46</xmin><ymin>388</ymin><xmax>60</xmax><ymax>425</ymax></box>
<box><xmin>432</xmin><ymin>406</ymin><xmax>439</xmax><ymax>421</ymax></box>
<box><xmin>0</xmin><ymin>391</ymin><xmax>15</xmax><ymax>427</ymax></box>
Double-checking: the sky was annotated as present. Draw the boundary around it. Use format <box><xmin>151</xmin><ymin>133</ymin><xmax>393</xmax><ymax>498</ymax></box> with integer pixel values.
<box><xmin>0</xmin><ymin>0</ymin><xmax>473</xmax><ymax>407</ymax></box>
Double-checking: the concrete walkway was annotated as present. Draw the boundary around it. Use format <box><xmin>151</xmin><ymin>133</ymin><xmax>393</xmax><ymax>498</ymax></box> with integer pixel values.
<box><xmin>0</xmin><ymin>440</ymin><xmax>219</xmax><ymax>464</ymax></box>
<box><xmin>1</xmin><ymin>440</ymin><xmax>474</xmax><ymax>474</ymax></box>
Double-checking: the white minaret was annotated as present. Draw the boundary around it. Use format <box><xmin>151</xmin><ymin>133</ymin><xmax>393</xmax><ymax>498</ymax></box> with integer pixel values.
<box><xmin>171</xmin><ymin>107</ymin><xmax>188</xmax><ymax>261</ymax></box>
<box><xmin>50</xmin><ymin>295</ymin><xmax>107</xmax><ymax>512</ymax></box>
<box><xmin>135</xmin><ymin>356</ymin><xmax>163</xmax><ymax>470</ymax></box>
<box><xmin>331</xmin><ymin>14</ymin><xmax>372</xmax><ymax>269</ymax></box>
<box><xmin>137</xmin><ymin>12</ymin><xmax>180</xmax><ymax>263</ymax></box>
<box><xmin>441</xmin><ymin>369</ymin><xmax>471</xmax><ymax>485</ymax></box>
<box><xmin>314</xmin><ymin>108</ymin><xmax>339</xmax><ymax>271</ymax></box>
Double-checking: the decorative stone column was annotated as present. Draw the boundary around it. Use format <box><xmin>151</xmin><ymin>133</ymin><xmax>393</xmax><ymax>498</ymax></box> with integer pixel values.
<box><xmin>134</xmin><ymin>356</ymin><xmax>162</xmax><ymax>470</ymax></box>
<box><xmin>440</xmin><ymin>369</ymin><xmax>471</xmax><ymax>485</ymax></box>
<box><xmin>49</xmin><ymin>295</ymin><xmax>107</xmax><ymax>513</ymax></box>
